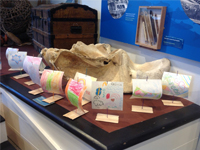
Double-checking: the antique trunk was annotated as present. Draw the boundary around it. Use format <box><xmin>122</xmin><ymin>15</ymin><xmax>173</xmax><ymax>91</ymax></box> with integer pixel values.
<box><xmin>31</xmin><ymin>3</ymin><xmax>98</xmax><ymax>52</ymax></box>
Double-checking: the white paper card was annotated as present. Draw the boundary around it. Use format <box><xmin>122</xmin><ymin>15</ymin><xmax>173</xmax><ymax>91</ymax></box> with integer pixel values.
<box><xmin>13</xmin><ymin>73</ymin><xmax>29</xmax><ymax>79</ymax></box>
<box><xmin>95</xmin><ymin>113</ymin><xmax>119</xmax><ymax>123</ymax></box>
<box><xmin>91</xmin><ymin>81</ymin><xmax>123</xmax><ymax>110</ymax></box>
<box><xmin>63</xmin><ymin>109</ymin><xmax>88</xmax><ymax>120</ymax></box>
<box><xmin>162</xmin><ymin>100</ymin><xmax>184</xmax><ymax>107</ymax></box>
<box><xmin>131</xmin><ymin>79</ymin><xmax>162</xmax><ymax>99</ymax></box>
<box><xmin>9</xmin><ymin>68</ymin><xmax>23</xmax><ymax>71</ymax></box>
<box><xmin>132</xmin><ymin>105</ymin><xmax>153</xmax><ymax>113</ymax></box>
<box><xmin>74</xmin><ymin>72</ymin><xmax>97</xmax><ymax>101</ymax></box>
<box><xmin>24</xmin><ymin>80</ymin><xmax>35</xmax><ymax>86</ymax></box>
<box><xmin>28</xmin><ymin>88</ymin><xmax>43</xmax><ymax>95</ymax></box>
<box><xmin>42</xmin><ymin>95</ymin><xmax>63</xmax><ymax>103</ymax></box>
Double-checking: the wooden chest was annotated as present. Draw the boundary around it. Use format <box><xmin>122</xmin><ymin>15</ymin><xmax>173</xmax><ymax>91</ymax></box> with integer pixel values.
<box><xmin>31</xmin><ymin>3</ymin><xmax>98</xmax><ymax>52</ymax></box>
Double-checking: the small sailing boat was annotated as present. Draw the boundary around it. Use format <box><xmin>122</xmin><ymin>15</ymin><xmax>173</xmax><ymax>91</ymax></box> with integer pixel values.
<box><xmin>131</xmin><ymin>79</ymin><xmax>162</xmax><ymax>114</ymax></box>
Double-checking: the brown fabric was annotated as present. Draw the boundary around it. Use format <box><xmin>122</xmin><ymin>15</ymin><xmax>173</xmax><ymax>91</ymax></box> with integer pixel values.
<box><xmin>11</xmin><ymin>76</ymin><xmax>193</xmax><ymax>133</ymax></box>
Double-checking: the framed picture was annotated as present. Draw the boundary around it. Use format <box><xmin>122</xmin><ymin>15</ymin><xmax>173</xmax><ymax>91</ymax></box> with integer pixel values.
<box><xmin>135</xmin><ymin>6</ymin><xmax>167</xmax><ymax>50</ymax></box>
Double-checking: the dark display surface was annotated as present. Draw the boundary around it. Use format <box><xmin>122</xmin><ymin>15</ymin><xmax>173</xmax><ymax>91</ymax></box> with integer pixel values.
<box><xmin>1</xmin><ymin>72</ymin><xmax>200</xmax><ymax>150</ymax></box>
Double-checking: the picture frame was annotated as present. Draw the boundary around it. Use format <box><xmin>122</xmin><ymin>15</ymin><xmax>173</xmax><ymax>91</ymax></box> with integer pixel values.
<box><xmin>135</xmin><ymin>6</ymin><xmax>167</xmax><ymax>50</ymax></box>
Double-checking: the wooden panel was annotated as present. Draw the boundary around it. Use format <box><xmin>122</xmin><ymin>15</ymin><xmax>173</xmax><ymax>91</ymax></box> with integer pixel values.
<box><xmin>53</xmin><ymin>38</ymin><xmax>95</xmax><ymax>49</ymax></box>
<box><xmin>3</xmin><ymin>104</ymin><xmax>51</xmax><ymax>150</ymax></box>
<box><xmin>0</xmin><ymin>122</ymin><xmax>8</xmax><ymax>143</ymax></box>
<box><xmin>6</xmin><ymin>123</ymin><xmax>37</xmax><ymax>150</ymax></box>
<box><xmin>53</xmin><ymin>6</ymin><xmax>96</xmax><ymax>19</ymax></box>
<box><xmin>52</xmin><ymin>21</ymin><xmax>96</xmax><ymax>34</ymax></box>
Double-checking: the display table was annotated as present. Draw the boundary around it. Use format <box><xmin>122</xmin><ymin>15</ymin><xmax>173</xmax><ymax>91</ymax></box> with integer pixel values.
<box><xmin>1</xmin><ymin>46</ymin><xmax>200</xmax><ymax>150</ymax></box>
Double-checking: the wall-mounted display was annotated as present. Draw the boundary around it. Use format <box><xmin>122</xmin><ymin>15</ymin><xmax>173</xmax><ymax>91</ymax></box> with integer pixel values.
<box><xmin>135</xmin><ymin>6</ymin><xmax>166</xmax><ymax>50</ymax></box>
<box><xmin>101</xmin><ymin>0</ymin><xmax>200</xmax><ymax>62</ymax></box>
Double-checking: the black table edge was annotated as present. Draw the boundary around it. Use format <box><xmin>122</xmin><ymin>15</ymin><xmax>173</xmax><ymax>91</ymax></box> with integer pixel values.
<box><xmin>1</xmin><ymin>72</ymin><xmax>200</xmax><ymax>150</ymax></box>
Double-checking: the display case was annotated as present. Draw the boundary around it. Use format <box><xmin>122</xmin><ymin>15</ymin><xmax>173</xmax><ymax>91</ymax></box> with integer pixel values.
<box><xmin>135</xmin><ymin>6</ymin><xmax>166</xmax><ymax>50</ymax></box>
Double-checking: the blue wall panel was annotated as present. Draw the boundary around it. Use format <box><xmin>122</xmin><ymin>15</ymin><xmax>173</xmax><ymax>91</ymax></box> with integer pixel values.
<box><xmin>101</xmin><ymin>0</ymin><xmax>200</xmax><ymax>62</ymax></box>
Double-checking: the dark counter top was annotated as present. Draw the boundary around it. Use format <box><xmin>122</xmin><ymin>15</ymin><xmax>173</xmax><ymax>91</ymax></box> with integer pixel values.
<box><xmin>1</xmin><ymin>72</ymin><xmax>200</xmax><ymax>150</ymax></box>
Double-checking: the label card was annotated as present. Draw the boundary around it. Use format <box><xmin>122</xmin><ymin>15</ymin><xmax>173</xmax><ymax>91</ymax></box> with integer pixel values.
<box><xmin>13</xmin><ymin>73</ymin><xmax>29</xmax><ymax>79</ymax></box>
<box><xmin>33</xmin><ymin>96</ymin><xmax>54</xmax><ymax>106</ymax></box>
<box><xmin>95</xmin><ymin>113</ymin><xmax>119</xmax><ymax>123</ymax></box>
<box><xmin>9</xmin><ymin>68</ymin><xmax>23</xmax><ymax>71</ymax></box>
<box><xmin>24</xmin><ymin>80</ymin><xmax>35</xmax><ymax>86</ymax></box>
<box><xmin>162</xmin><ymin>72</ymin><xmax>192</xmax><ymax>98</ymax></box>
<box><xmin>162</xmin><ymin>100</ymin><xmax>184</xmax><ymax>107</ymax></box>
<box><xmin>42</xmin><ymin>95</ymin><xmax>63</xmax><ymax>103</ymax></box>
<box><xmin>63</xmin><ymin>109</ymin><xmax>88</xmax><ymax>120</ymax></box>
<box><xmin>74</xmin><ymin>72</ymin><xmax>97</xmax><ymax>101</ymax></box>
<box><xmin>132</xmin><ymin>105</ymin><xmax>153</xmax><ymax>114</ymax></box>
<box><xmin>29</xmin><ymin>88</ymin><xmax>43</xmax><ymax>95</ymax></box>
<box><xmin>91</xmin><ymin>81</ymin><xmax>123</xmax><ymax>110</ymax></box>
<box><xmin>131</xmin><ymin>79</ymin><xmax>162</xmax><ymax>99</ymax></box>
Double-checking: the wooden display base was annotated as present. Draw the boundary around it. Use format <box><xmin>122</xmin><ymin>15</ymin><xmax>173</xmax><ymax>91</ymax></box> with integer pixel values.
<box><xmin>63</xmin><ymin>109</ymin><xmax>88</xmax><ymax>120</ymax></box>
<box><xmin>28</xmin><ymin>88</ymin><xmax>43</xmax><ymax>95</ymax></box>
<box><xmin>42</xmin><ymin>95</ymin><xmax>63</xmax><ymax>103</ymax></box>
<box><xmin>82</xmin><ymin>99</ymin><xmax>90</xmax><ymax>106</ymax></box>
<box><xmin>162</xmin><ymin>100</ymin><xmax>184</xmax><ymax>107</ymax></box>
<box><xmin>13</xmin><ymin>73</ymin><xmax>29</xmax><ymax>79</ymax></box>
<box><xmin>95</xmin><ymin>113</ymin><xmax>119</xmax><ymax>123</ymax></box>
<box><xmin>24</xmin><ymin>80</ymin><xmax>35</xmax><ymax>86</ymax></box>
<box><xmin>9</xmin><ymin>68</ymin><xmax>23</xmax><ymax>71</ymax></box>
<box><xmin>132</xmin><ymin>105</ymin><xmax>153</xmax><ymax>114</ymax></box>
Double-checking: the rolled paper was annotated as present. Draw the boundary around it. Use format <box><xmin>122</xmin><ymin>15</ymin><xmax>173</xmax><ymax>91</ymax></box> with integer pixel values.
<box><xmin>6</xmin><ymin>47</ymin><xmax>18</xmax><ymax>59</ymax></box>
<box><xmin>40</xmin><ymin>69</ymin><xmax>64</xmax><ymax>94</ymax></box>
<box><xmin>23</xmin><ymin>56</ymin><xmax>42</xmax><ymax>85</ymax></box>
<box><xmin>131</xmin><ymin>79</ymin><xmax>162</xmax><ymax>99</ymax></box>
<box><xmin>65</xmin><ymin>78</ymin><xmax>87</xmax><ymax>112</ymax></box>
<box><xmin>162</xmin><ymin>72</ymin><xmax>192</xmax><ymax>98</ymax></box>
<box><xmin>8</xmin><ymin>51</ymin><xmax>27</xmax><ymax>69</ymax></box>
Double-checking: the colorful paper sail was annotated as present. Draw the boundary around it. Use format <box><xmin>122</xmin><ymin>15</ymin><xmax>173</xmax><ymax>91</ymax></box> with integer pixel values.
<box><xmin>40</xmin><ymin>69</ymin><xmax>64</xmax><ymax>94</ymax></box>
<box><xmin>23</xmin><ymin>56</ymin><xmax>42</xmax><ymax>85</ymax></box>
<box><xmin>162</xmin><ymin>72</ymin><xmax>192</xmax><ymax>98</ymax></box>
<box><xmin>6</xmin><ymin>47</ymin><xmax>19</xmax><ymax>59</ymax></box>
<box><xmin>131</xmin><ymin>79</ymin><xmax>162</xmax><ymax>99</ymax></box>
<box><xmin>8</xmin><ymin>51</ymin><xmax>27</xmax><ymax>69</ymax></box>
<box><xmin>74</xmin><ymin>72</ymin><xmax>97</xmax><ymax>101</ymax></box>
<box><xmin>91</xmin><ymin>81</ymin><xmax>123</xmax><ymax>110</ymax></box>
<box><xmin>65</xmin><ymin>78</ymin><xmax>87</xmax><ymax>112</ymax></box>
